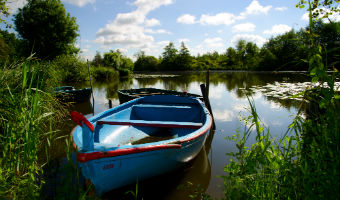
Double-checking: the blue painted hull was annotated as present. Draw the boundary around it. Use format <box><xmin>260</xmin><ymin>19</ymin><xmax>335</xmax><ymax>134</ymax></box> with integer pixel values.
<box><xmin>71</xmin><ymin>95</ymin><xmax>212</xmax><ymax>194</ymax></box>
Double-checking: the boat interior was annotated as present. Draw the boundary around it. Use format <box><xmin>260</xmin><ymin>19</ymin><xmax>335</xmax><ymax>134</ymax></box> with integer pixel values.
<box><xmin>92</xmin><ymin>96</ymin><xmax>206</xmax><ymax>146</ymax></box>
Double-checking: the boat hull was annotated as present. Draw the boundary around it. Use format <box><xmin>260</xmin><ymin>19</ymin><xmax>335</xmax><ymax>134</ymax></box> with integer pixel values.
<box><xmin>79</xmin><ymin>131</ymin><xmax>209</xmax><ymax>194</ymax></box>
<box><xmin>71</xmin><ymin>95</ymin><xmax>212</xmax><ymax>194</ymax></box>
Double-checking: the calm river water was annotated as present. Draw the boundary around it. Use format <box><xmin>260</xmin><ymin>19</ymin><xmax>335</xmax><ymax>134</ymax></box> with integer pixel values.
<box><xmin>52</xmin><ymin>71</ymin><xmax>310</xmax><ymax>199</ymax></box>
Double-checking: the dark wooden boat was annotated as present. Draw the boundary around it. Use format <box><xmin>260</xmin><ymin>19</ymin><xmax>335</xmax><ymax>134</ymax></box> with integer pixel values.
<box><xmin>70</xmin><ymin>95</ymin><xmax>212</xmax><ymax>194</ymax></box>
<box><xmin>117</xmin><ymin>88</ymin><xmax>202</xmax><ymax>104</ymax></box>
<box><xmin>55</xmin><ymin>86</ymin><xmax>92</xmax><ymax>103</ymax></box>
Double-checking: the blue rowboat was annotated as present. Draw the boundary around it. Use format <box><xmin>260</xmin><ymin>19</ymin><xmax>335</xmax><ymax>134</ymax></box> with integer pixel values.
<box><xmin>70</xmin><ymin>95</ymin><xmax>212</xmax><ymax>194</ymax></box>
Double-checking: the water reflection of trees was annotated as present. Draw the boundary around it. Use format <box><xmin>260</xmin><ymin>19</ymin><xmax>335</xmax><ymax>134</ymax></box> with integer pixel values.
<box><xmin>97</xmin><ymin>71</ymin><xmax>309</xmax><ymax>110</ymax></box>
<box><xmin>96</xmin><ymin>77</ymin><xmax>133</xmax><ymax>100</ymax></box>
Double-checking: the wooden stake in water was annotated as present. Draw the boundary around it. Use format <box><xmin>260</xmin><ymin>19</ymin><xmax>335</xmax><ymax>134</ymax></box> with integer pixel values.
<box><xmin>200</xmin><ymin>69</ymin><xmax>215</xmax><ymax>130</ymax></box>
<box><xmin>87</xmin><ymin>59</ymin><xmax>95</xmax><ymax>115</ymax></box>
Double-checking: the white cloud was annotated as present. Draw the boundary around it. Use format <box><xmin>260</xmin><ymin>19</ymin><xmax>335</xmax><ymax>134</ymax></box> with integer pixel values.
<box><xmin>177</xmin><ymin>14</ymin><xmax>196</xmax><ymax>24</ymax></box>
<box><xmin>240</xmin><ymin>0</ymin><xmax>272</xmax><ymax>17</ymax></box>
<box><xmin>275</xmin><ymin>7</ymin><xmax>287</xmax><ymax>11</ymax></box>
<box><xmin>178</xmin><ymin>38</ymin><xmax>190</xmax><ymax>43</ymax></box>
<box><xmin>213</xmin><ymin>109</ymin><xmax>235</xmax><ymax>122</ymax></box>
<box><xmin>263</xmin><ymin>24</ymin><xmax>292</xmax><ymax>35</ymax></box>
<box><xmin>203</xmin><ymin>37</ymin><xmax>224</xmax><ymax>48</ymax></box>
<box><xmin>95</xmin><ymin>0</ymin><xmax>173</xmax><ymax>51</ymax></box>
<box><xmin>231</xmin><ymin>34</ymin><xmax>267</xmax><ymax>47</ymax></box>
<box><xmin>199</xmin><ymin>13</ymin><xmax>238</xmax><ymax>26</ymax></box>
<box><xmin>157</xmin><ymin>40</ymin><xmax>171</xmax><ymax>46</ymax></box>
<box><xmin>232</xmin><ymin>23</ymin><xmax>256</xmax><ymax>33</ymax></box>
<box><xmin>301</xmin><ymin>13</ymin><xmax>309</xmax><ymax>21</ymax></box>
<box><xmin>134</xmin><ymin>0</ymin><xmax>173</xmax><ymax>13</ymax></box>
<box><xmin>145</xmin><ymin>29</ymin><xmax>172</xmax><ymax>34</ymax></box>
<box><xmin>6</xmin><ymin>0</ymin><xmax>27</xmax><ymax>12</ymax></box>
<box><xmin>145</xmin><ymin>18</ymin><xmax>161</xmax><ymax>27</ymax></box>
<box><xmin>62</xmin><ymin>0</ymin><xmax>95</xmax><ymax>7</ymax></box>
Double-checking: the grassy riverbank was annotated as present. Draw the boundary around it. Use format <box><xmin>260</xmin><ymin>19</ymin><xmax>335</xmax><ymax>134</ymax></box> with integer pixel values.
<box><xmin>0</xmin><ymin>56</ymin><xmax>119</xmax><ymax>199</ymax></box>
<box><xmin>0</xmin><ymin>59</ymin><xmax>63</xmax><ymax>198</ymax></box>
<box><xmin>222</xmin><ymin>4</ymin><xmax>340</xmax><ymax>199</ymax></box>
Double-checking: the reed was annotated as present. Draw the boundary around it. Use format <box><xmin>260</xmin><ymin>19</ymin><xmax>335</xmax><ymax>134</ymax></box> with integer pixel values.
<box><xmin>223</xmin><ymin>97</ymin><xmax>301</xmax><ymax>199</ymax></box>
<box><xmin>0</xmin><ymin>58</ymin><xmax>64</xmax><ymax>198</ymax></box>
<box><xmin>222</xmin><ymin>1</ymin><xmax>339</xmax><ymax>199</ymax></box>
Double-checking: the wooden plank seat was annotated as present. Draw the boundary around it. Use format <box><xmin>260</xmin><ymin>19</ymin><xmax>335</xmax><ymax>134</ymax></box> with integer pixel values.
<box><xmin>96</xmin><ymin>119</ymin><xmax>203</xmax><ymax>129</ymax></box>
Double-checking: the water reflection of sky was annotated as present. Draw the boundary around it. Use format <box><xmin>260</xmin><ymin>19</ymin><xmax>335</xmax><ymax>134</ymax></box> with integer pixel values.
<box><xmin>78</xmin><ymin>72</ymin><xmax>304</xmax><ymax>199</ymax></box>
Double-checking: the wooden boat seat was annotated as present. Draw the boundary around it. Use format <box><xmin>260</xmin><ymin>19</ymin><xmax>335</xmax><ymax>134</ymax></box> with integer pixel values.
<box><xmin>97</xmin><ymin>119</ymin><xmax>203</xmax><ymax>129</ymax></box>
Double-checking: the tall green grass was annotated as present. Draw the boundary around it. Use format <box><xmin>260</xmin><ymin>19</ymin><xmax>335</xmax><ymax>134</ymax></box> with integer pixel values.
<box><xmin>223</xmin><ymin>98</ymin><xmax>302</xmax><ymax>199</ymax></box>
<box><xmin>0</xmin><ymin>59</ymin><xmax>64</xmax><ymax>199</ymax></box>
<box><xmin>223</xmin><ymin>2</ymin><xmax>339</xmax><ymax>199</ymax></box>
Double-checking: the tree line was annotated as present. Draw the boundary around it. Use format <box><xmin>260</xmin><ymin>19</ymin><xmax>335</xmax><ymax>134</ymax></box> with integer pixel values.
<box><xmin>91</xmin><ymin>21</ymin><xmax>339</xmax><ymax>72</ymax></box>
<box><xmin>0</xmin><ymin>0</ymin><xmax>339</xmax><ymax>75</ymax></box>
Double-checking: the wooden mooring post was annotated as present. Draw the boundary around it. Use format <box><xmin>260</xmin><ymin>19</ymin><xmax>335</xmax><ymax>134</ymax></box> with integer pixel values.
<box><xmin>87</xmin><ymin>59</ymin><xmax>95</xmax><ymax>116</ymax></box>
<box><xmin>200</xmin><ymin>70</ymin><xmax>215</xmax><ymax>129</ymax></box>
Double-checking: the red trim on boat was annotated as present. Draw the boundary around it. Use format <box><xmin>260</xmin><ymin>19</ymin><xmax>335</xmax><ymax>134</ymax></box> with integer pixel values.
<box><xmin>97</xmin><ymin>121</ymin><xmax>202</xmax><ymax>129</ymax></box>
<box><xmin>71</xmin><ymin>111</ymin><xmax>95</xmax><ymax>132</ymax></box>
<box><xmin>77</xmin><ymin>144</ymin><xmax>182</xmax><ymax>163</ymax></box>
<box><xmin>180</xmin><ymin>114</ymin><xmax>213</xmax><ymax>143</ymax></box>
<box><xmin>70</xmin><ymin>126</ymin><xmax>78</xmax><ymax>150</ymax></box>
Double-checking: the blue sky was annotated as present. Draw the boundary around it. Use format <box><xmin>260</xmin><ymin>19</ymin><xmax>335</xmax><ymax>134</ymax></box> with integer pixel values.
<box><xmin>5</xmin><ymin>0</ymin><xmax>338</xmax><ymax>60</ymax></box>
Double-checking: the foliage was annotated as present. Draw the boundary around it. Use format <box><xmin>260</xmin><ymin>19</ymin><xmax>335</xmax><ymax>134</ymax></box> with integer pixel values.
<box><xmin>223</xmin><ymin>1</ymin><xmax>340</xmax><ymax>199</ymax></box>
<box><xmin>91</xmin><ymin>65</ymin><xmax>119</xmax><ymax>80</ymax></box>
<box><xmin>259</xmin><ymin>30</ymin><xmax>308</xmax><ymax>71</ymax></box>
<box><xmin>103</xmin><ymin>50</ymin><xmax>133</xmax><ymax>74</ymax></box>
<box><xmin>0</xmin><ymin>0</ymin><xmax>10</xmax><ymax>27</ymax></box>
<box><xmin>130</xmin><ymin>22</ymin><xmax>338</xmax><ymax>72</ymax></box>
<box><xmin>296</xmin><ymin>0</ymin><xmax>340</xmax><ymax>19</ymax></box>
<box><xmin>176</xmin><ymin>42</ymin><xmax>193</xmax><ymax>70</ymax></box>
<box><xmin>0</xmin><ymin>58</ymin><xmax>65</xmax><ymax>199</ymax></box>
<box><xmin>0</xmin><ymin>29</ymin><xmax>27</xmax><ymax>65</ymax></box>
<box><xmin>223</xmin><ymin>98</ymin><xmax>301</xmax><ymax>199</ymax></box>
<box><xmin>161</xmin><ymin>42</ymin><xmax>178</xmax><ymax>70</ymax></box>
<box><xmin>92</xmin><ymin>51</ymin><xmax>104</xmax><ymax>67</ymax></box>
<box><xmin>14</xmin><ymin>0</ymin><xmax>79</xmax><ymax>60</ymax></box>
<box><xmin>134</xmin><ymin>51</ymin><xmax>160</xmax><ymax>71</ymax></box>
<box><xmin>50</xmin><ymin>54</ymin><xmax>88</xmax><ymax>83</ymax></box>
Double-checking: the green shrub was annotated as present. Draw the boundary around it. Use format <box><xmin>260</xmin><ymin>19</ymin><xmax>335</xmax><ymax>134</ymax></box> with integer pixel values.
<box><xmin>117</xmin><ymin>68</ymin><xmax>131</xmax><ymax>77</ymax></box>
<box><xmin>91</xmin><ymin>65</ymin><xmax>119</xmax><ymax>80</ymax></box>
<box><xmin>50</xmin><ymin>54</ymin><xmax>88</xmax><ymax>83</ymax></box>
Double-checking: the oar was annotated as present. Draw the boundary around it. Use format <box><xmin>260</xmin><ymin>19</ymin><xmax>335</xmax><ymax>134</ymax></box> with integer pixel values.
<box><xmin>71</xmin><ymin>111</ymin><xmax>94</xmax><ymax>132</ymax></box>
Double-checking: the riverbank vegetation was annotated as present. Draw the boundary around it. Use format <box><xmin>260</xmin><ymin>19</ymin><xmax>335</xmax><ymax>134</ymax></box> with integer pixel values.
<box><xmin>222</xmin><ymin>1</ymin><xmax>340</xmax><ymax>199</ymax></box>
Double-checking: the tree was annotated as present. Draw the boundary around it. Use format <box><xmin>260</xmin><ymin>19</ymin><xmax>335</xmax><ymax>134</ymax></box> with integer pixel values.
<box><xmin>176</xmin><ymin>42</ymin><xmax>192</xmax><ymax>70</ymax></box>
<box><xmin>103</xmin><ymin>49</ymin><xmax>133</xmax><ymax>74</ymax></box>
<box><xmin>14</xmin><ymin>0</ymin><xmax>79</xmax><ymax>59</ymax></box>
<box><xmin>244</xmin><ymin>42</ymin><xmax>260</xmax><ymax>70</ymax></box>
<box><xmin>0</xmin><ymin>0</ymin><xmax>10</xmax><ymax>27</ymax></box>
<box><xmin>103</xmin><ymin>50</ymin><xmax>122</xmax><ymax>69</ymax></box>
<box><xmin>161</xmin><ymin>42</ymin><xmax>178</xmax><ymax>70</ymax></box>
<box><xmin>236</xmin><ymin>40</ymin><xmax>247</xmax><ymax>69</ymax></box>
<box><xmin>296</xmin><ymin>0</ymin><xmax>340</xmax><ymax>20</ymax></box>
<box><xmin>134</xmin><ymin>51</ymin><xmax>160</xmax><ymax>71</ymax></box>
<box><xmin>92</xmin><ymin>51</ymin><xmax>104</xmax><ymax>67</ymax></box>
<box><xmin>225</xmin><ymin>47</ymin><xmax>238</xmax><ymax>69</ymax></box>
<box><xmin>0</xmin><ymin>29</ymin><xmax>25</xmax><ymax>64</ymax></box>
